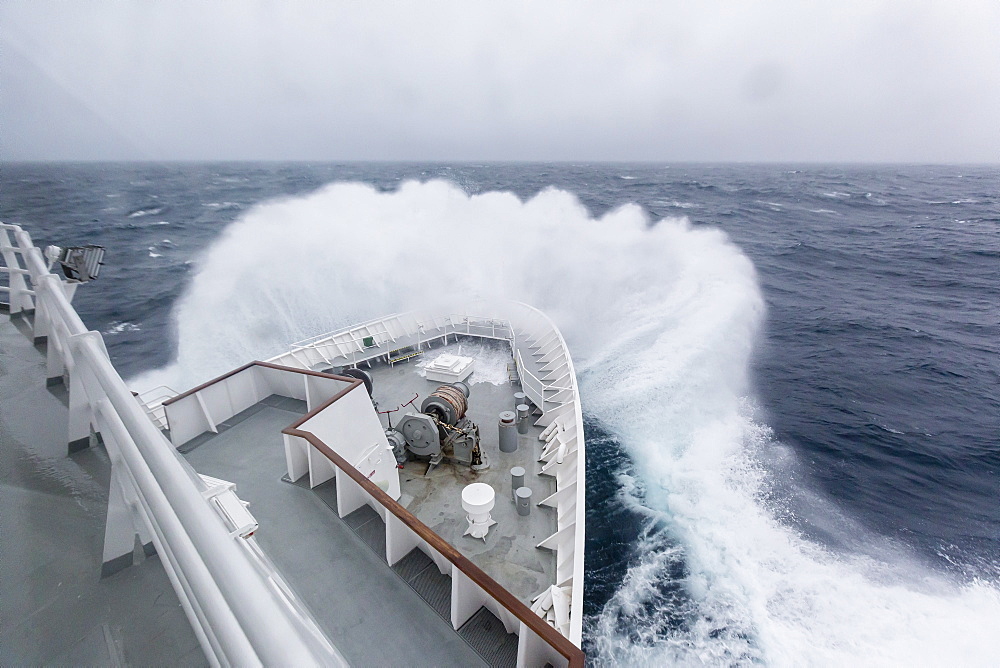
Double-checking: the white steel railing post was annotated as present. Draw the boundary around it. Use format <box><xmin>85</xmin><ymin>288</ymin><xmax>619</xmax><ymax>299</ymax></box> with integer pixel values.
<box><xmin>35</xmin><ymin>276</ymin><xmax>66</xmax><ymax>381</ymax></box>
<box><xmin>66</xmin><ymin>336</ymin><xmax>95</xmax><ymax>452</ymax></box>
<box><xmin>32</xmin><ymin>279</ymin><xmax>51</xmax><ymax>342</ymax></box>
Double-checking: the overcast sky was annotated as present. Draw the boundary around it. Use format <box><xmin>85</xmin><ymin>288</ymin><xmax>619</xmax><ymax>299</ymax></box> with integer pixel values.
<box><xmin>2</xmin><ymin>1</ymin><xmax>998</xmax><ymax>162</ymax></box>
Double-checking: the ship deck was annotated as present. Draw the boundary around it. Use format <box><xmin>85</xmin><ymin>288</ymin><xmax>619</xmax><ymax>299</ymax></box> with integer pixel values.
<box><xmin>181</xmin><ymin>399</ymin><xmax>488</xmax><ymax>667</ymax></box>
<box><xmin>369</xmin><ymin>344</ymin><xmax>556</xmax><ymax>604</ymax></box>
<box><xmin>1</xmin><ymin>306</ymin><xmax>562</xmax><ymax>666</ymax></box>
<box><xmin>175</xmin><ymin>338</ymin><xmax>556</xmax><ymax>666</ymax></box>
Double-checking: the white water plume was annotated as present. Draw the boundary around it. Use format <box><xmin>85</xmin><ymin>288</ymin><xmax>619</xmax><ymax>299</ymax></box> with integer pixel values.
<box><xmin>135</xmin><ymin>180</ymin><xmax>1000</xmax><ymax>664</ymax></box>
<box><xmin>415</xmin><ymin>340</ymin><xmax>512</xmax><ymax>386</ymax></box>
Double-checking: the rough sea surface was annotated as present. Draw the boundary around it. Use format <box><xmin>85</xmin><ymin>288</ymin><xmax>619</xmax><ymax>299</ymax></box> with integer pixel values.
<box><xmin>2</xmin><ymin>162</ymin><xmax>998</xmax><ymax>665</ymax></box>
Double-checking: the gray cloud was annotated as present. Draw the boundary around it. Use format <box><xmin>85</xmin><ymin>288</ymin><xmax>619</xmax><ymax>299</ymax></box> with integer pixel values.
<box><xmin>2</xmin><ymin>0</ymin><xmax>998</xmax><ymax>162</ymax></box>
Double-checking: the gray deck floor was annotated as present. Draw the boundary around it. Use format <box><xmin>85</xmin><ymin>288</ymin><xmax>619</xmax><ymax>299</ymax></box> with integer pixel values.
<box><xmin>182</xmin><ymin>403</ymin><xmax>488</xmax><ymax>667</ymax></box>
<box><xmin>0</xmin><ymin>312</ymin><xmax>205</xmax><ymax>666</ymax></box>
<box><xmin>369</xmin><ymin>347</ymin><xmax>558</xmax><ymax>605</ymax></box>
<box><xmin>1</xmin><ymin>307</ymin><xmax>566</xmax><ymax>667</ymax></box>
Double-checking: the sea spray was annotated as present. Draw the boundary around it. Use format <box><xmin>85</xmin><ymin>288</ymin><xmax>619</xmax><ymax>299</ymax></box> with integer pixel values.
<box><xmin>133</xmin><ymin>179</ymin><xmax>747</xmax><ymax>388</ymax></box>
<box><xmin>133</xmin><ymin>179</ymin><xmax>1000</xmax><ymax>665</ymax></box>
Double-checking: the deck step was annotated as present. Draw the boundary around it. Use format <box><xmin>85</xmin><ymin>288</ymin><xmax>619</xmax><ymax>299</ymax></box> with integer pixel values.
<box><xmin>343</xmin><ymin>505</ymin><xmax>387</xmax><ymax>562</ymax></box>
<box><xmin>459</xmin><ymin>607</ymin><xmax>519</xmax><ymax>668</ymax></box>
<box><xmin>393</xmin><ymin>548</ymin><xmax>452</xmax><ymax>622</ymax></box>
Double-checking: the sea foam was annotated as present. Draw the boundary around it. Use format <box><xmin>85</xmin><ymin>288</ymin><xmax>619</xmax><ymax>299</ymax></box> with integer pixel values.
<box><xmin>134</xmin><ymin>180</ymin><xmax>1000</xmax><ymax>665</ymax></box>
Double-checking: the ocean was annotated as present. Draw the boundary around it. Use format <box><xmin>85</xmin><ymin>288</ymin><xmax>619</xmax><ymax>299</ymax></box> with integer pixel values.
<box><xmin>2</xmin><ymin>162</ymin><xmax>998</xmax><ymax>665</ymax></box>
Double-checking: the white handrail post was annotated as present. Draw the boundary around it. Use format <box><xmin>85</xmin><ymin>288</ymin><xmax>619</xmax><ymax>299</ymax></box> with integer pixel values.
<box><xmin>67</xmin><ymin>365</ymin><xmax>91</xmax><ymax>453</ymax></box>
<box><xmin>32</xmin><ymin>281</ymin><xmax>51</xmax><ymax>342</ymax></box>
<box><xmin>36</xmin><ymin>275</ymin><xmax>72</xmax><ymax>380</ymax></box>
<box><xmin>100</xmin><ymin>422</ymin><xmax>159</xmax><ymax>576</ymax></box>
<box><xmin>67</xmin><ymin>331</ymin><xmax>103</xmax><ymax>453</ymax></box>
<box><xmin>102</xmin><ymin>463</ymin><xmax>142</xmax><ymax>573</ymax></box>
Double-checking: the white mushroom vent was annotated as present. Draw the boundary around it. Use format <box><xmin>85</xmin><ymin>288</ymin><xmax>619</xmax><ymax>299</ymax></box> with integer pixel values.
<box><xmin>461</xmin><ymin>482</ymin><xmax>496</xmax><ymax>540</ymax></box>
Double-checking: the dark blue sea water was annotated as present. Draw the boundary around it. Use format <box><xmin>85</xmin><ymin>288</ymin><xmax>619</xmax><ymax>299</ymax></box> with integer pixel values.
<box><xmin>3</xmin><ymin>162</ymin><xmax>998</xmax><ymax>664</ymax></box>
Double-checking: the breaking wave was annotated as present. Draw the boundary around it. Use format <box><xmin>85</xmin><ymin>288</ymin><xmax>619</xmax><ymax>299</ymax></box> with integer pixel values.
<box><xmin>134</xmin><ymin>180</ymin><xmax>1000</xmax><ymax>664</ymax></box>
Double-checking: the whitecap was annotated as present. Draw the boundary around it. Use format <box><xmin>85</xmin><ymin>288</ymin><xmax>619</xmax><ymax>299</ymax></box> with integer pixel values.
<box><xmin>104</xmin><ymin>321</ymin><xmax>141</xmax><ymax>335</ymax></box>
<box><xmin>128</xmin><ymin>206</ymin><xmax>164</xmax><ymax>218</ymax></box>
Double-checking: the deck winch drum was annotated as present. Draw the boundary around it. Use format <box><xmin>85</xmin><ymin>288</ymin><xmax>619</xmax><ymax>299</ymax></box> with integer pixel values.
<box><xmin>392</xmin><ymin>381</ymin><xmax>485</xmax><ymax>469</ymax></box>
<box><xmin>421</xmin><ymin>381</ymin><xmax>470</xmax><ymax>425</ymax></box>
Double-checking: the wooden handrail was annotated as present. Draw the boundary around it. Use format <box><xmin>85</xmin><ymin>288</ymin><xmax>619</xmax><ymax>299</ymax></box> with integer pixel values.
<box><xmin>161</xmin><ymin>360</ymin><xmax>358</xmax><ymax>407</ymax></box>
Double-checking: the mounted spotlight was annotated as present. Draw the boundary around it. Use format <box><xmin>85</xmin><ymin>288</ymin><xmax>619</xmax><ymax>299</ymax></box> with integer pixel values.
<box><xmin>56</xmin><ymin>245</ymin><xmax>105</xmax><ymax>282</ymax></box>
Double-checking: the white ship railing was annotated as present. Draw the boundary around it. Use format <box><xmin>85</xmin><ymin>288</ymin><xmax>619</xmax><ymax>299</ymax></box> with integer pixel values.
<box><xmin>269</xmin><ymin>302</ymin><xmax>587</xmax><ymax>646</ymax></box>
<box><xmin>0</xmin><ymin>223</ymin><xmax>346</xmax><ymax>667</ymax></box>
<box><xmin>137</xmin><ymin>385</ymin><xmax>178</xmax><ymax>431</ymax></box>
<box><xmin>1</xmin><ymin>224</ymin><xmax>43</xmax><ymax>314</ymax></box>
<box><xmin>160</xmin><ymin>360</ymin><xmax>585</xmax><ymax>667</ymax></box>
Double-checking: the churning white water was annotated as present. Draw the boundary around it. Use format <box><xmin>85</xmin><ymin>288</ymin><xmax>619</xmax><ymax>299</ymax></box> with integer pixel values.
<box><xmin>135</xmin><ymin>180</ymin><xmax>1000</xmax><ymax>665</ymax></box>
<box><xmin>415</xmin><ymin>341</ymin><xmax>513</xmax><ymax>387</ymax></box>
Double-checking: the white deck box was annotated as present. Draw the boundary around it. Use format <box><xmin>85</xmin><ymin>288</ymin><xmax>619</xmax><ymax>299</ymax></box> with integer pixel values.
<box><xmin>424</xmin><ymin>354</ymin><xmax>475</xmax><ymax>383</ymax></box>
